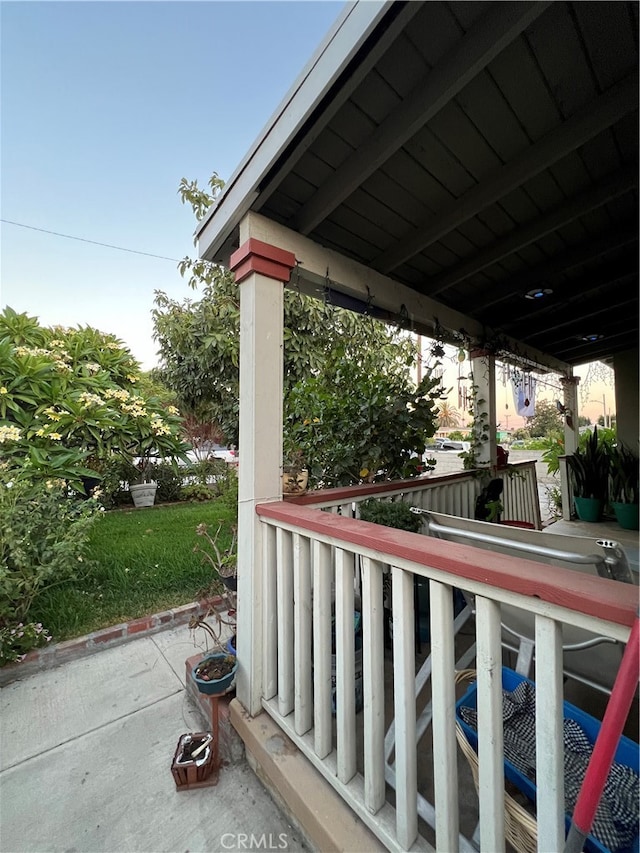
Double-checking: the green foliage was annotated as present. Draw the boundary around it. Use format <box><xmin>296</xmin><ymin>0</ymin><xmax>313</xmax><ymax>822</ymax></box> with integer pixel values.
<box><xmin>145</xmin><ymin>462</ymin><xmax>183</xmax><ymax>503</ymax></box>
<box><xmin>0</xmin><ymin>621</ymin><xmax>52</xmax><ymax>666</ymax></box>
<box><xmin>166</xmin><ymin>172</ymin><xmax>446</xmax><ymax>488</ymax></box>
<box><xmin>358</xmin><ymin>499</ymin><xmax>422</xmax><ymax>532</ymax></box>
<box><xmin>181</xmin><ymin>483</ymin><xmax>215</xmax><ymax>502</ymax></box>
<box><xmin>30</xmin><ymin>502</ymin><xmax>237</xmax><ymax>641</ymax></box>
<box><xmin>284</xmin><ymin>362</ymin><xmax>441</xmax><ymax>488</ymax></box>
<box><xmin>540</xmin><ymin>432</ymin><xmax>565</xmax><ymax>476</ymax></box>
<box><xmin>0</xmin><ymin>307</ymin><xmax>189</xmax><ymax>488</ymax></box>
<box><xmin>566</xmin><ymin>426</ymin><xmax>610</xmax><ymax>500</ymax></box>
<box><xmin>0</xmin><ymin>462</ymin><xmax>100</xmax><ymax>663</ymax></box>
<box><xmin>526</xmin><ymin>400</ymin><xmax>563</xmax><ymax>438</ymax></box>
<box><xmin>461</xmin><ymin>373</ymin><xmax>488</xmax><ymax>470</ymax></box>
<box><xmin>609</xmin><ymin>443</ymin><xmax>639</xmax><ymax>504</ymax></box>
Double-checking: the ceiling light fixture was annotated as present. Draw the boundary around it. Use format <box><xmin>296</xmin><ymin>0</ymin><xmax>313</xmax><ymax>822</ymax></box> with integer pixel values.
<box><xmin>525</xmin><ymin>287</ymin><xmax>553</xmax><ymax>300</ymax></box>
<box><xmin>580</xmin><ymin>334</ymin><xmax>604</xmax><ymax>342</ymax></box>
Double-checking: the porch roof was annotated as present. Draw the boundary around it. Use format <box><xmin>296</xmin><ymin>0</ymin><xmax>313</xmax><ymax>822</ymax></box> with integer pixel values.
<box><xmin>196</xmin><ymin>0</ymin><xmax>638</xmax><ymax>371</ymax></box>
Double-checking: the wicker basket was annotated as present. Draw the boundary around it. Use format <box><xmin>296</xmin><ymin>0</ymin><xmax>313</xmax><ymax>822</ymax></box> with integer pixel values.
<box><xmin>455</xmin><ymin>669</ymin><xmax>538</xmax><ymax>853</ymax></box>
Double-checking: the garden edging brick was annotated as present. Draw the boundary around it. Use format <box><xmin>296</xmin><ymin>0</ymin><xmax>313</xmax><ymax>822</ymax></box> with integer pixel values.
<box><xmin>0</xmin><ymin>595</ymin><xmax>223</xmax><ymax>687</ymax></box>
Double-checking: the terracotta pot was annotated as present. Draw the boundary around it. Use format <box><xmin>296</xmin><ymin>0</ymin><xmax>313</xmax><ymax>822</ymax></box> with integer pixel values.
<box><xmin>282</xmin><ymin>469</ymin><xmax>308</xmax><ymax>494</ymax></box>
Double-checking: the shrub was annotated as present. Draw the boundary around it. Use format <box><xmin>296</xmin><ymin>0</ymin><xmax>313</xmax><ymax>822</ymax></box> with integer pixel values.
<box><xmin>145</xmin><ymin>461</ymin><xmax>183</xmax><ymax>503</ymax></box>
<box><xmin>0</xmin><ymin>462</ymin><xmax>100</xmax><ymax>664</ymax></box>
<box><xmin>181</xmin><ymin>483</ymin><xmax>215</xmax><ymax>502</ymax></box>
<box><xmin>358</xmin><ymin>499</ymin><xmax>422</xmax><ymax>532</ymax></box>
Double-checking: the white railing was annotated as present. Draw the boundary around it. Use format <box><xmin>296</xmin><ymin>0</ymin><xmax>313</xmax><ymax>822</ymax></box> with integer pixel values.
<box><xmin>295</xmin><ymin>460</ymin><xmax>542</xmax><ymax>530</ymax></box>
<box><xmin>256</xmin><ymin>501</ymin><xmax>634</xmax><ymax>853</ymax></box>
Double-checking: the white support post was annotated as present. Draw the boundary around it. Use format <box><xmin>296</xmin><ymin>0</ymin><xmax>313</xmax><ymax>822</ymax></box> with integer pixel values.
<box><xmin>230</xmin><ymin>236</ymin><xmax>295</xmax><ymax>716</ymax></box>
<box><xmin>470</xmin><ymin>349</ymin><xmax>497</xmax><ymax>468</ymax></box>
<box><xmin>560</xmin><ymin>374</ymin><xmax>580</xmax><ymax>520</ymax></box>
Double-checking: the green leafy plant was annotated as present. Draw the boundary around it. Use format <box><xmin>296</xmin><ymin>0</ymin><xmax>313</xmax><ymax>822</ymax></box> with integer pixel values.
<box><xmin>609</xmin><ymin>443</ymin><xmax>639</xmax><ymax>505</ymax></box>
<box><xmin>0</xmin><ymin>307</ymin><xmax>190</xmax><ymax>489</ymax></box>
<box><xmin>358</xmin><ymin>499</ymin><xmax>422</xmax><ymax>533</ymax></box>
<box><xmin>193</xmin><ymin>522</ymin><xmax>237</xmax><ymax>584</ymax></box>
<box><xmin>566</xmin><ymin>426</ymin><xmax>610</xmax><ymax>501</ymax></box>
<box><xmin>181</xmin><ymin>483</ymin><xmax>215</xmax><ymax>502</ymax></box>
<box><xmin>0</xmin><ymin>462</ymin><xmax>100</xmax><ymax>664</ymax></box>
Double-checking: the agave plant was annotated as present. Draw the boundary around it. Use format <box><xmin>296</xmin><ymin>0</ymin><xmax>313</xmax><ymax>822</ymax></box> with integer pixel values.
<box><xmin>565</xmin><ymin>426</ymin><xmax>609</xmax><ymax>501</ymax></box>
<box><xmin>609</xmin><ymin>443</ymin><xmax>639</xmax><ymax>505</ymax></box>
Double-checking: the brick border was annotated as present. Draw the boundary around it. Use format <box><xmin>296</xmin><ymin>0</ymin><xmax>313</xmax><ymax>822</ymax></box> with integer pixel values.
<box><xmin>0</xmin><ymin>596</ymin><xmax>225</xmax><ymax>687</ymax></box>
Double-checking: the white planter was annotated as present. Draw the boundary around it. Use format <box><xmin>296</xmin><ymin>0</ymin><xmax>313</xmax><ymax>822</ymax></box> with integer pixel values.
<box><xmin>130</xmin><ymin>482</ymin><xmax>158</xmax><ymax>508</ymax></box>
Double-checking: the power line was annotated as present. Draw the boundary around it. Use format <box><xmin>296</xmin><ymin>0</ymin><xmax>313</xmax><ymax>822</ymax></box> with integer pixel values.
<box><xmin>1</xmin><ymin>218</ymin><xmax>181</xmax><ymax>263</ymax></box>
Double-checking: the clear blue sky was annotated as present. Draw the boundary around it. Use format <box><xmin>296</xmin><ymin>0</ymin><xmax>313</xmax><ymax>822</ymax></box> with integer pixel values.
<box><xmin>1</xmin><ymin>0</ymin><xmax>345</xmax><ymax>368</ymax></box>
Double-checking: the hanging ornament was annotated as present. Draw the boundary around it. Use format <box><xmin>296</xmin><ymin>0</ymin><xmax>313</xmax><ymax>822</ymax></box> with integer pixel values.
<box><xmin>457</xmin><ymin>348</ymin><xmax>466</xmax><ymax>363</ymax></box>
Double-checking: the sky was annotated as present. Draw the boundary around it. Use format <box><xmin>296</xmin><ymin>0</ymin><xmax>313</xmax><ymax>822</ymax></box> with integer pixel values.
<box><xmin>1</xmin><ymin>0</ymin><xmax>345</xmax><ymax>366</ymax></box>
<box><xmin>1</xmin><ymin>0</ymin><xmax>613</xmax><ymax>426</ymax></box>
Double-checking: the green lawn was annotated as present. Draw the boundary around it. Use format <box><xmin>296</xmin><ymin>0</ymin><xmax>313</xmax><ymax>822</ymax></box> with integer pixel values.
<box><xmin>30</xmin><ymin>501</ymin><xmax>236</xmax><ymax>642</ymax></box>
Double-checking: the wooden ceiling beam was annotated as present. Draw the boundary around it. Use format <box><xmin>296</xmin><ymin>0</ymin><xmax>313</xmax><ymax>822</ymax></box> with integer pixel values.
<box><xmin>374</xmin><ymin>72</ymin><xmax>639</xmax><ymax>273</ymax></box>
<box><xmin>292</xmin><ymin>1</ymin><xmax>551</xmax><ymax>235</ymax></box>
<box><xmin>476</xmin><ymin>228</ymin><xmax>638</xmax><ymax>313</ymax></box>
<box><xmin>427</xmin><ymin>167</ymin><xmax>638</xmax><ymax>297</ymax></box>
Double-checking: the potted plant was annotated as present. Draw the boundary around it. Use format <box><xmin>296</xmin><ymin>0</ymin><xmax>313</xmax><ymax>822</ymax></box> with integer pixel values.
<box><xmin>609</xmin><ymin>443</ymin><xmax>639</xmax><ymax>530</ymax></box>
<box><xmin>188</xmin><ymin>606</ymin><xmax>238</xmax><ymax>695</ymax></box>
<box><xmin>194</xmin><ymin>522</ymin><xmax>237</xmax><ymax>591</ymax></box>
<box><xmin>565</xmin><ymin>427</ymin><xmax>610</xmax><ymax>522</ymax></box>
<box><xmin>282</xmin><ymin>449</ymin><xmax>308</xmax><ymax>494</ymax></box>
<box><xmin>190</xmin><ymin>651</ymin><xmax>238</xmax><ymax>695</ymax></box>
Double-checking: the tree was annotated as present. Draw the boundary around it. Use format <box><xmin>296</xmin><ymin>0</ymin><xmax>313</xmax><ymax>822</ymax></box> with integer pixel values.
<box><xmin>437</xmin><ymin>402</ymin><xmax>461</xmax><ymax>428</ymax></box>
<box><xmin>0</xmin><ymin>307</ymin><xmax>188</xmax><ymax>485</ymax></box>
<box><xmin>526</xmin><ymin>400</ymin><xmax>563</xmax><ymax>438</ymax></box>
<box><xmin>153</xmin><ymin>174</ymin><xmax>437</xmax><ymax>459</ymax></box>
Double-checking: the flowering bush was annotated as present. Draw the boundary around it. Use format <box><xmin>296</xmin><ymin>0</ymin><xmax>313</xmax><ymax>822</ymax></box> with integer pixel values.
<box><xmin>0</xmin><ymin>622</ymin><xmax>52</xmax><ymax>666</ymax></box>
<box><xmin>0</xmin><ymin>307</ymin><xmax>189</xmax><ymax>488</ymax></box>
<box><xmin>0</xmin><ymin>461</ymin><xmax>100</xmax><ymax>665</ymax></box>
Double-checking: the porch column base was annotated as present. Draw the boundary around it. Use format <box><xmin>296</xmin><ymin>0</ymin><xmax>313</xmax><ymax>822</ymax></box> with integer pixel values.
<box><xmin>230</xmin><ymin>700</ymin><xmax>385</xmax><ymax>853</ymax></box>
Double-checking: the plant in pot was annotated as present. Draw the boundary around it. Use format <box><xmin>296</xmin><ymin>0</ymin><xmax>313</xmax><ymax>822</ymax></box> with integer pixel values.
<box><xmin>282</xmin><ymin>448</ymin><xmax>309</xmax><ymax>494</ymax></box>
<box><xmin>357</xmin><ymin>499</ymin><xmax>428</xmax><ymax>647</ymax></box>
<box><xmin>194</xmin><ymin>522</ymin><xmax>238</xmax><ymax>592</ymax></box>
<box><xmin>188</xmin><ymin>604</ymin><xmax>238</xmax><ymax>695</ymax></box>
<box><xmin>609</xmin><ymin>443</ymin><xmax>639</xmax><ymax>531</ymax></box>
<box><xmin>565</xmin><ymin>426</ymin><xmax>610</xmax><ymax>522</ymax></box>
<box><xmin>192</xmin><ymin>521</ymin><xmax>238</xmax><ymax>662</ymax></box>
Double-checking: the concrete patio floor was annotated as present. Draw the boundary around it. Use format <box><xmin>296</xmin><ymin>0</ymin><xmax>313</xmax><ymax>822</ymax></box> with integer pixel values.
<box><xmin>0</xmin><ymin>625</ymin><xmax>307</xmax><ymax>853</ymax></box>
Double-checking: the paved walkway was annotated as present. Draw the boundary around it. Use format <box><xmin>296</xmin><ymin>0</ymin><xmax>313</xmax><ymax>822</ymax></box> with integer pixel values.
<box><xmin>0</xmin><ymin>626</ymin><xmax>307</xmax><ymax>853</ymax></box>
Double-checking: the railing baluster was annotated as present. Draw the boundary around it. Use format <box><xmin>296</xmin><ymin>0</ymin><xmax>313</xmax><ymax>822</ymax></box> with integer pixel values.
<box><xmin>313</xmin><ymin>540</ymin><xmax>332</xmax><ymax>758</ymax></box>
<box><xmin>361</xmin><ymin>556</ymin><xmax>385</xmax><ymax>814</ymax></box>
<box><xmin>276</xmin><ymin>528</ymin><xmax>294</xmax><ymax>716</ymax></box>
<box><xmin>293</xmin><ymin>533</ymin><xmax>312</xmax><ymax>735</ymax></box>
<box><xmin>475</xmin><ymin>596</ymin><xmax>505</xmax><ymax>852</ymax></box>
<box><xmin>263</xmin><ymin>523</ymin><xmax>278</xmax><ymax>700</ymax></box>
<box><xmin>392</xmin><ymin>565</ymin><xmax>418</xmax><ymax>850</ymax></box>
<box><xmin>535</xmin><ymin>614</ymin><xmax>565</xmax><ymax>853</ymax></box>
<box><xmin>335</xmin><ymin>547</ymin><xmax>356</xmax><ymax>783</ymax></box>
<box><xmin>430</xmin><ymin>580</ymin><xmax>459</xmax><ymax>852</ymax></box>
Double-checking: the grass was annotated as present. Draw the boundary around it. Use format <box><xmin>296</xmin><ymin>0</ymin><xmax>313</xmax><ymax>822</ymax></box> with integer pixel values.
<box><xmin>30</xmin><ymin>500</ymin><xmax>236</xmax><ymax>643</ymax></box>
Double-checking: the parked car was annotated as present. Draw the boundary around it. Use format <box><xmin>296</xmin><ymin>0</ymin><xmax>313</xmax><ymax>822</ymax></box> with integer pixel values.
<box><xmin>439</xmin><ymin>440</ymin><xmax>471</xmax><ymax>453</ymax></box>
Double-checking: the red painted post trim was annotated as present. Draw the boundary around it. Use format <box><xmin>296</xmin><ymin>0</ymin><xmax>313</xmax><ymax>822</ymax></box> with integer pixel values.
<box><xmin>230</xmin><ymin>238</ymin><xmax>296</xmax><ymax>284</ymax></box>
<box><xmin>255</xmin><ymin>502</ymin><xmax>636</xmax><ymax>629</ymax></box>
